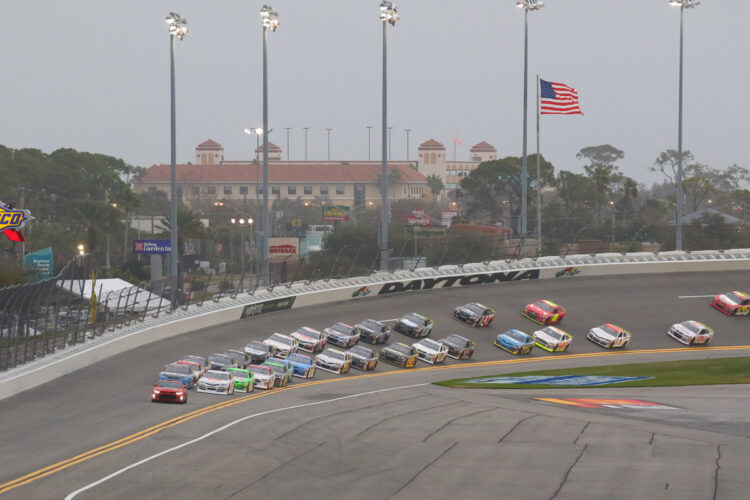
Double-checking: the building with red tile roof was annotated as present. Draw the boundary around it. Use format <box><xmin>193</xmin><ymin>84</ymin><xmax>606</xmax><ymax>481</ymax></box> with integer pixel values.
<box><xmin>417</xmin><ymin>138</ymin><xmax>497</xmax><ymax>190</ymax></box>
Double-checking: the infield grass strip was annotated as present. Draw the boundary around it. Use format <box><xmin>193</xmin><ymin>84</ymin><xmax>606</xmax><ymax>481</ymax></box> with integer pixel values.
<box><xmin>435</xmin><ymin>356</ymin><xmax>750</xmax><ymax>389</ymax></box>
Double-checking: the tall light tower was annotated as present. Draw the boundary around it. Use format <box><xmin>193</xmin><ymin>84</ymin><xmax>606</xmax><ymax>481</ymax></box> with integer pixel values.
<box><xmin>165</xmin><ymin>12</ymin><xmax>188</xmax><ymax>301</ymax></box>
<box><xmin>670</xmin><ymin>0</ymin><xmax>700</xmax><ymax>251</ymax></box>
<box><xmin>516</xmin><ymin>0</ymin><xmax>544</xmax><ymax>245</ymax></box>
<box><xmin>284</xmin><ymin>127</ymin><xmax>291</xmax><ymax>160</ymax></box>
<box><xmin>367</xmin><ymin>125</ymin><xmax>373</xmax><ymax>160</ymax></box>
<box><xmin>405</xmin><ymin>129</ymin><xmax>412</xmax><ymax>161</ymax></box>
<box><xmin>379</xmin><ymin>1</ymin><xmax>399</xmax><ymax>271</ymax></box>
<box><xmin>325</xmin><ymin>128</ymin><xmax>332</xmax><ymax>160</ymax></box>
<box><xmin>303</xmin><ymin>127</ymin><xmax>309</xmax><ymax>160</ymax></box>
<box><xmin>260</xmin><ymin>5</ymin><xmax>279</xmax><ymax>285</ymax></box>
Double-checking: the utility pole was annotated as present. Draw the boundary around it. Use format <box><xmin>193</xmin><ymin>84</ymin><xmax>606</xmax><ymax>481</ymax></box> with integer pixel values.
<box><xmin>325</xmin><ymin>128</ymin><xmax>332</xmax><ymax>160</ymax></box>
<box><xmin>303</xmin><ymin>127</ymin><xmax>309</xmax><ymax>160</ymax></box>
<box><xmin>367</xmin><ymin>126</ymin><xmax>373</xmax><ymax>161</ymax></box>
<box><xmin>284</xmin><ymin>127</ymin><xmax>291</xmax><ymax>160</ymax></box>
<box><xmin>405</xmin><ymin>129</ymin><xmax>412</xmax><ymax>161</ymax></box>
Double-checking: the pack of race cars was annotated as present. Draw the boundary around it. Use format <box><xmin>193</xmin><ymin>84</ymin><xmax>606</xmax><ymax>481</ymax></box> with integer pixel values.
<box><xmin>152</xmin><ymin>291</ymin><xmax>745</xmax><ymax>403</ymax></box>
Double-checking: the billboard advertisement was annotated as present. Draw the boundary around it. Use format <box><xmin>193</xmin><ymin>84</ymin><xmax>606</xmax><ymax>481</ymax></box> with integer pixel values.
<box><xmin>133</xmin><ymin>240</ymin><xmax>172</xmax><ymax>254</ymax></box>
<box><xmin>322</xmin><ymin>205</ymin><xmax>350</xmax><ymax>221</ymax></box>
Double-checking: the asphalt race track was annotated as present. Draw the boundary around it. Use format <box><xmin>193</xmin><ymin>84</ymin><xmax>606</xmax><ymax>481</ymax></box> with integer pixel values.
<box><xmin>1</xmin><ymin>270</ymin><xmax>750</xmax><ymax>499</ymax></box>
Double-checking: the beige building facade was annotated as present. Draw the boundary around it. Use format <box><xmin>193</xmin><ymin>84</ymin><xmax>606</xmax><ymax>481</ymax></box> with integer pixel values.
<box><xmin>417</xmin><ymin>139</ymin><xmax>497</xmax><ymax>190</ymax></box>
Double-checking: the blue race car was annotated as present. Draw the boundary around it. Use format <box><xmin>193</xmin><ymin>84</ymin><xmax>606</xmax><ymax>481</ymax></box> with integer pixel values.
<box><xmin>494</xmin><ymin>329</ymin><xmax>535</xmax><ymax>355</ymax></box>
<box><xmin>286</xmin><ymin>353</ymin><xmax>317</xmax><ymax>378</ymax></box>
<box><xmin>158</xmin><ymin>363</ymin><xmax>196</xmax><ymax>389</ymax></box>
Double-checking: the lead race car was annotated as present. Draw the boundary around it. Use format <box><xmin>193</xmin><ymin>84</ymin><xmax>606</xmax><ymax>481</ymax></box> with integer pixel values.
<box><xmin>452</xmin><ymin>302</ymin><xmax>495</xmax><ymax>327</ymax></box>
<box><xmin>151</xmin><ymin>380</ymin><xmax>188</xmax><ymax>404</ymax></box>
<box><xmin>711</xmin><ymin>291</ymin><xmax>750</xmax><ymax>316</ymax></box>
<box><xmin>532</xmin><ymin>326</ymin><xmax>572</xmax><ymax>352</ymax></box>
<box><xmin>522</xmin><ymin>300</ymin><xmax>566</xmax><ymax>325</ymax></box>
<box><xmin>587</xmin><ymin>323</ymin><xmax>631</xmax><ymax>349</ymax></box>
<box><xmin>667</xmin><ymin>320</ymin><xmax>714</xmax><ymax>345</ymax></box>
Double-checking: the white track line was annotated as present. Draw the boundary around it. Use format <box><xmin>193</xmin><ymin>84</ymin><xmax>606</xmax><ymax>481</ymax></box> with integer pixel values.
<box><xmin>678</xmin><ymin>295</ymin><xmax>715</xmax><ymax>299</ymax></box>
<box><xmin>64</xmin><ymin>382</ymin><xmax>427</xmax><ymax>500</ymax></box>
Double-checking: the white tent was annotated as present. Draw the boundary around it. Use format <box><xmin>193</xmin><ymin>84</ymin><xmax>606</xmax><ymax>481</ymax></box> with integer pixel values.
<box><xmin>57</xmin><ymin>279</ymin><xmax>170</xmax><ymax>312</ymax></box>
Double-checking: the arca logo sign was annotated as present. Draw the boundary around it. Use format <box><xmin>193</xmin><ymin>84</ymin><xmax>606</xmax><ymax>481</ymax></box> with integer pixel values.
<box><xmin>0</xmin><ymin>205</ymin><xmax>28</xmax><ymax>232</ymax></box>
<box><xmin>377</xmin><ymin>269</ymin><xmax>540</xmax><ymax>294</ymax></box>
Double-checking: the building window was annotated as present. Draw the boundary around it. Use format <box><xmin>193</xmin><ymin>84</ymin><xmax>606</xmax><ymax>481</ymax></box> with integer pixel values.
<box><xmin>320</xmin><ymin>186</ymin><xmax>329</xmax><ymax>195</ymax></box>
<box><xmin>272</xmin><ymin>186</ymin><xmax>280</xmax><ymax>195</ymax></box>
<box><xmin>256</xmin><ymin>186</ymin><xmax>264</xmax><ymax>194</ymax></box>
<box><xmin>240</xmin><ymin>186</ymin><xmax>249</xmax><ymax>195</ymax></box>
<box><xmin>304</xmin><ymin>185</ymin><xmax>313</xmax><ymax>195</ymax></box>
<box><xmin>430</xmin><ymin>153</ymin><xmax>436</xmax><ymax>164</ymax></box>
<box><xmin>288</xmin><ymin>186</ymin><xmax>296</xmax><ymax>195</ymax></box>
<box><xmin>207</xmin><ymin>186</ymin><xmax>216</xmax><ymax>195</ymax></box>
<box><xmin>336</xmin><ymin>185</ymin><xmax>345</xmax><ymax>195</ymax></box>
<box><xmin>192</xmin><ymin>186</ymin><xmax>200</xmax><ymax>196</ymax></box>
<box><xmin>224</xmin><ymin>186</ymin><xmax>232</xmax><ymax>195</ymax></box>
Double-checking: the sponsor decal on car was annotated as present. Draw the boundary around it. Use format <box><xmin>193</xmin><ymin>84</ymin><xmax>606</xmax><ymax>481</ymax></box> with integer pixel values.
<box><xmin>377</xmin><ymin>269</ymin><xmax>540</xmax><ymax>295</ymax></box>
<box><xmin>463</xmin><ymin>375</ymin><xmax>653</xmax><ymax>386</ymax></box>
<box><xmin>537</xmin><ymin>398</ymin><xmax>678</xmax><ymax>409</ymax></box>
<box><xmin>241</xmin><ymin>296</ymin><xmax>296</xmax><ymax>318</ymax></box>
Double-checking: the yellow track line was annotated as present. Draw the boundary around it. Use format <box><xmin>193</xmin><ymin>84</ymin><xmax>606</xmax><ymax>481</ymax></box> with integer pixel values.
<box><xmin>1</xmin><ymin>344</ymin><xmax>748</xmax><ymax>495</ymax></box>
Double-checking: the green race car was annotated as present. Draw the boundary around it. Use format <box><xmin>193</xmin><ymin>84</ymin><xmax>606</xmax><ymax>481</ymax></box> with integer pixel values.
<box><xmin>263</xmin><ymin>358</ymin><xmax>294</xmax><ymax>387</ymax></box>
<box><xmin>225</xmin><ymin>367</ymin><xmax>255</xmax><ymax>393</ymax></box>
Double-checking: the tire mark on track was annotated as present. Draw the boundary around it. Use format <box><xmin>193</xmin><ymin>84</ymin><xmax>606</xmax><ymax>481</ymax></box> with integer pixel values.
<box><xmin>387</xmin><ymin>442</ymin><xmax>458</xmax><ymax>499</ymax></box>
<box><xmin>422</xmin><ymin>406</ymin><xmax>498</xmax><ymax>442</ymax></box>
<box><xmin>498</xmin><ymin>413</ymin><xmax>538</xmax><ymax>443</ymax></box>
<box><xmin>574</xmin><ymin>422</ymin><xmax>591</xmax><ymax>444</ymax></box>
<box><xmin>353</xmin><ymin>400</ymin><xmax>462</xmax><ymax>438</ymax></box>
<box><xmin>551</xmin><ymin>444</ymin><xmax>588</xmax><ymax>500</ymax></box>
<box><xmin>713</xmin><ymin>444</ymin><xmax>721</xmax><ymax>500</ymax></box>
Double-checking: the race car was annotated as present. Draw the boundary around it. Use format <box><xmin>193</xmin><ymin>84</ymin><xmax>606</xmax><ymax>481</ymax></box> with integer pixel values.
<box><xmin>494</xmin><ymin>329</ymin><xmax>535</xmax><ymax>355</ymax></box>
<box><xmin>711</xmin><ymin>291</ymin><xmax>750</xmax><ymax>316</ymax></box>
<box><xmin>247</xmin><ymin>364</ymin><xmax>276</xmax><ymax>390</ymax></box>
<box><xmin>393</xmin><ymin>313</ymin><xmax>434</xmax><ymax>338</ymax></box>
<box><xmin>323</xmin><ymin>323</ymin><xmax>361</xmax><ymax>348</ymax></box>
<box><xmin>176</xmin><ymin>359</ymin><xmax>203</xmax><ymax>382</ymax></box>
<box><xmin>291</xmin><ymin>326</ymin><xmax>326</xmax><ymax>352</ymax></box>
<box><xmin>262</xmin><ymin>333</ymin><xmax>299</xmax><ymax>358</ymax></box>
<box><xmin>439</xmin><ymin>334</ymin><xmax>476</xmax><ymax>360</ymax></box>
<box><xmin>158</xmin><ymin>363</ymin><xmax>196</xmax><ymax>389</ymax></box>
<box><xmin>151</xmin><ymin>380</ymin><xmax>188</xmax><ymax>404</ymax></box>
<box><xmin>522</xmin><ymin>300</ymin><xmax>566</xmax><ymax>325</ymax></box>
<box><xmin>207</xmin><ymin>353</ymin><xmax>237</xmax><ymax>370</ymax></box>
<box><xmin>667</xmin><ymin>320</ymin><xmax>714</xmax><ymax>345</ymax></box>
<box><xmin>379</xmin><ymin>342</ymin><xmax>419</xmax><ymax>368</ymax></box>
<box><xmin>225</xmin><ymin>367</ymin><xmax>255</xmax><ymax>393</ymax></box>
<box><xmin>196</xmin><ymin>370</ymin><xmax>234</xmax><ymax>395</ymax></box>
<box><xmin>452</xmin><ymin>302</ymin><xmax>495</xmax><ymax>327</ymax></box>
<box><xmin>412</xmin><ymin>338</ymin><xmax>449</xmax><ymax>364</ymax></box>
<box><xmin>349</xmin><ymin>345</ymin><xmax>378</xmax><ymax>371</ymax></box>
<box><xmin>315</xmin><ymin>348</ymin><xmax>352</xmax><ymax>374</ymax></box>
<box><xmin>224</xmin><ymin>349</ymin><xmax>252</xmax><ymax>369</ymax></box>
<box><xmin>180</xmin><ymin>355</ymin><xmax>209</xmax><ymax>376</ymax></box>
<box><xmin>244</xmin><ymin>340</ymin><xmax>274</xmax><ymax>364</ymax></box>
<box><xmin>532</xmin><ymin>326</ymin><xmax>572</xmax><ymax>352</ymax></box>
<box><xmin>587</xmin><ymin>323</ymin><xmax>631</xmax><ymax>349</ymax></box>
<box><xmin>286</xmin><ymin>353</ymin><xmax>317</xmax><ymax>378</ymax></box>
<box><xmin>263</xmin><ymin>358</ymin><xmax>294</xmax><ymax>387</ymax></box>
<box><xmin>355</xmin><ymin>319</ymin><xmax>392</xmax><ymax>344</ymax></box>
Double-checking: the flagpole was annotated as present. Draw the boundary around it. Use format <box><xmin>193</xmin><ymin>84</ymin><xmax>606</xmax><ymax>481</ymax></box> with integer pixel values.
<box><xmin>536</xmin><ymin>74</ymin><xmax>542</xmax><ymax>255</ymax></box>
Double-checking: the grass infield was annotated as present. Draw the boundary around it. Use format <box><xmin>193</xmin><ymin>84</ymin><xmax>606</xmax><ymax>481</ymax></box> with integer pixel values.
<box><xmin>434</xmin><ymin>357</ymin><xmax>750</xmax><ymax>389</ymax></box>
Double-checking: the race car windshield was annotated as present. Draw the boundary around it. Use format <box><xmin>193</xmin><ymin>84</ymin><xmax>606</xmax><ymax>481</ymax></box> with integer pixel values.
<box><xmin>269</xmin><ymin>334</ymin><xmax>291</xmax><ymax>345</ymax></box>
<box><xmin>229</xmin><ymin>372</ymin><xmax>248</xmax><ymax>380</ymax></box>
<box><xmin>599</xmin><ymin>325</ymin><xmax>620</xmax><ymax>336</ymax></box>
<box><xmin>183</xmin><ymin>356</ymin><xmax>205</xmax><ymax>365</ymax></box>
<box><xmin>361</xmin><ymin>320</ymin><xmax>383</xmax><ymax>331</ymax></box>
<box><xmin>246</xmin><ymin>342</ymin><xmax>267</xmax><ymax>352</ymax></box>
<box><xmin>265</xmin><ymin>365</ymin><xmax>284</xmax><ymax>374</ymax></box>
<box><xmin>157</xmin><ymin>381</ymin><xmax>183</xmax><ymax>389</ymax></box>
<box><xmin>535</xmin><ymin>301</ymin><xmax>554</xmax><ymax>313</ymax></box>
<box><xmin>296</xmin><ymin>327</ymin><xmax>321</xmax><ymax>339</ymax></box>
<box><xmin>505</xmin><ymin>331</ymin><xmax>527</xmax><ymax>342</ymax></box>
<box><xmin>464</xmin><ymin>303</ymin><xmax>485</xmax><ymax>314</ymax></box>
<box><xmin>419</xmin><ymin>339</ymin><xmax>442</xmax><ymax>350</ymax></box>
<box><xmin>445</xmin><ymin>335</ymin><xmax>467</xmax><ymax>345</ymax></box>
<box><xmin>725</xmin><ymin>292</ymin><xmax>745</xmax><ymax>304</ymax></box>
<box><xmin>209</xmin><ymin>354</ymin><xmax>232</xmax><ymax>364</ymax></box>
<box><xmin>350</xmin><ymin>347</ymin><xmax>372</xmax><ymax>357</ymax></box>
<box><xmin>682</xmin><ymin>322</ymin><xmax>704</xmax><ymax>334</ymax></box>
<box><xmin>165</xmin><ymin>364</ymin><xmax>191</xmax><ymax>374</ymax></box>
<box><xmin>248</xmin><ymin>366</ymin><xmax>272</xmax><ymax>376</ymax></box>
<box><xmin>206</xmin><ymin>372</ymin><xmax>230</xmax><ymax>380</ymax></box>
<box><xmin>323</xmin><ymin>350</ymin><xmax>347</xmax><ymax>361</ymax></box>
<box><xmin>391</xmin><ymin>344</ymin><xmax>412</xmax><ymax>355</ymax></box>
<box><xmin>330</xmin><ymin>324</ymin><xmax>353</xmax><ymax>335</ymax></box>
<box><xmin>287</xmin><ymin>354</ymin><xmax>309</xmax><ymax>364</ymax></box>
<box><xmin>543</xmin><ymin>328</ymin><xmax>564</xmax><ymax>340</ymax></box>
<box><xmin>404</xmin><ymin>314</ymin><xmax>425</xmax><ymax>325</ymax></box>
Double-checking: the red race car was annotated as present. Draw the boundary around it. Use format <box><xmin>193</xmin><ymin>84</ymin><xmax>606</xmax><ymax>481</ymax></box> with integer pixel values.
<box><xmin>711</xmin><ymin>291</ymin><xmax>750</xmax><ymax>316</ymax></box>
<box><xmin>151</xmin><ymin>379</ymin><xmax>188</xmax><ymax>404</ymax></box>
<box><xmin>522</xmin><ymin>299</ymin><xmax>566</xmax><ymax>325</ymax></box>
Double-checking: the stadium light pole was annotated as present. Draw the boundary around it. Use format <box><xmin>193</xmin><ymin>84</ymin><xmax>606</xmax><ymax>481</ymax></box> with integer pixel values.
<box><xmin>379</xmin><ymin>1</ymin><xmax>399</xmax><ymax>271</ymax></box>
<box><xmin>367</xmin><ymin>126</ymin><xmax>373</xmax><ymax>160</ymax></box>
<box><xmin>166</xmin><ymin>12</ymin><xmax>188</xmax><ymax>302</ymax></box>
<box><xmin>670</xmin><ymin>0</ymin><xmax>700</xmax><ymax>251</ymax></box>
<box><xmin>260</xmin><ymin>5</ymin><xmax>279</xmax><ymax>285</ymax></box>
<box><xmin>325</xmin><ymin>128</ymin><xmax>332</xmax><ymax>160</ymax></box>
<box><xmin>516</xmin><ymin>0</ymin><xmax>544</xmax><ymax>249</ymax></box>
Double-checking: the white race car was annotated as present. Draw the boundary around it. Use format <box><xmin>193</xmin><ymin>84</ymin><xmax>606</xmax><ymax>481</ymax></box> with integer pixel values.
<box><xmin>247</xmin><ymin>364</ymin><xmax>276</xmax><ymax>390</ymax></box>
<box><xmin>262</xmin><ymin>333</ymin><xmax>299</xmax><ymax>358</ymax></box>
<box><xmin>587</xmin><ymin>323</ymin><xmax>631</xmax><ymax>349</ymax></box>
<box><xmin>291</xmin><ymin>326</ymin><xmax>326</xmax><ymax>353</ymax></box>
<box><xmin>196</xmin><ymin>370</ymin><xmax>235</xmax><ymax>395</ymax></box>
<box><xmin>667</xmin><ymin>320</ymin><xmax>714</xmax><ymax>345</ymax></box>
<box><xmin>533</xmin><ymin>326</ymin><xmax>572</xmax><ymax>352</ymax></box>
<box><xmin>412</xmin><ymin>338</ymin><xmax>448</xmax><ymax>364</ymax></box>
<box><xmin>314</xmin><ymin>348</ymin><xmax>352</xmax><ymax>374</ymax></box>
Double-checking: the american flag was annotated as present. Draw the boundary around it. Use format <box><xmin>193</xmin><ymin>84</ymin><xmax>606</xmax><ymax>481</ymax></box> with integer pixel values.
<box><xmin>540</xmin><ymin>79</ymin><xmax>582</xmax><ymax>115</ymax></box>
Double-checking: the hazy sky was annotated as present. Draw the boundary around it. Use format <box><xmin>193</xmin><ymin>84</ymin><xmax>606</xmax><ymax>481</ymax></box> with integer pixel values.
<box><xmin>2</xmin><ymin>1</ymin><xmax>748</xmax><ymax>186</ymax></box>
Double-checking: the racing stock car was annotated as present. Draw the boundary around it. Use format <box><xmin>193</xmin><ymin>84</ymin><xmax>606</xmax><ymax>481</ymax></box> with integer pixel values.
<box><xmin>196</xmin><ymin>370</ymin><xmax>235</xmax><ymax>395</ymax></box>
<box><xmin>180</xmin><ymin>355</ymin><xmax>209</xmax><ymax>376</ymax></box>
<box><xmin>262</xmin><ymin>333</ymin><xmax>299</xmax><ymax>358</ymax></box>
<box><xmin>323</xmin><ymin>323</ymin><xmax>361</xmax><ymax>348</ymax></box>
<box><xmin>286</xmin><ymin>353</ymin><xmax>317</xmax><ymax>378</ymax></box>
<box><xmin>263</xmin><ymin>358</ymin><xmax>294</xmax><ymax>387</ymax></box>
<box><xmin>244</xmin><ymin>341</ymin><xmax>274</xmax><ymax>364</ymax></box>
<box><xmin>225</xmin><ymin>367</ymin><xmax>255</xmax><ymax>393</ymax></box>
<box><xmin>453</xmin><ymin>302</ymin><xmax>495</xmax><ymax>327</ymax></box>
<box><xmin>667</xmin><ymin>320</ymin><xmax>714</xmax><ymax>345</ymax></box>
<box><xmin>207</xmin><ymin>353</ymin><xmax>237</xmax><ymax>370</ymax></box>
<box><xmin>158</xmin><ymin>363</ymin><xmax>196</xmax><ymax>389</ymax></box>
<box><xmin>532</xmin><ymin>326</ymin><xmax>572</xmax><ymax>352</ymax></box>
<box><xmin>151</xmin><ymin>380</ymin><xmax>188</xmax><ymax>404</ymax></box>
<box><xmin>711</xmin><ymin>291</ymin><xmax>750</xmax><ymax>316</ymax></box>
<box><xmin>522</xmin><ymin>300</ymin><xmax>566</xmax><ymax>325</ymax></box>
<box><xmin>291</xmin><ymin>326</ymin><xmax>326</xmax><ymax>352</ymax></box>
<box><xmin>494</xmin><ymin>329</ymin><xmax>535</xmax><ymax>355</ymax></box>
<box><xmin>379</xmin><ymin>342</ymin><xmax>419</xmax><ymax>368</ymax></box>
<box><xmin>349</xmin><ymin>346</ymin><xmax>378</xmax><ymax>371</ymax></box>
<box><xmin>412</xmin><ymin>338</ymin><xmax>448</xmax><ymax>364</ymax></box>
<box><xmin>393</xmin><ymin>313</ymin><xmax>434</xmax><ymax>338</ymax></box>
<box><xmin>355</xmin><ymin>319</ymin><xmax>391</xmax><ymax>344</ymax></box>
<box><xmin>247</xmin><ymin>365</ymin><xmax>276</xmax><ymax>390</ymax></box>
<box><xmin>314</xmin><ymin>348</ymin><xmax>352</xmax><ymax>374</ymax></box>
<box><xmin>587</xmin><ymin>323</ymin><xmax>631</xmax><ymax>349</ymax></box>
<box><xmin>439</xmin><ymin>334</ymin><xmax>476</xmax><ymax>359</ymax></box>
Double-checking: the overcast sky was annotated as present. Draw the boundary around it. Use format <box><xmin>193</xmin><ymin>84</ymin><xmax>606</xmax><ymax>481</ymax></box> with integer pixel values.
<box><xmin>2</xmin><ymin>1</ymin><xmax>748</xmax><ymax>186</ymax></box>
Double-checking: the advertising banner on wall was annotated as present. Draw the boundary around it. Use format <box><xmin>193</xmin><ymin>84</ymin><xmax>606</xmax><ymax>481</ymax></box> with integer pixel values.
<box><xmin>24</xmin><ymin>247</ymin><xmax>53</xmax><ymax>279</ymax></box>
<box><xmin>269</xmin><ymin>237</ymin><xmax>299</xmax><ymax>262</ymax></box>
<box><xmin>323</xmin><ymin>205</ymin><xmax>350</xmax><ymax>221</ymax></box>
<box><xmin>133</xmin><ymin>240</ymin><xmax>172</xmax><ymax>254</ymax></box>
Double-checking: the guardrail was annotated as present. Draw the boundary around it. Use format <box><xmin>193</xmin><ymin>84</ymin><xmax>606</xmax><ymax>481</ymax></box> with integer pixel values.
<box><xmin>1</xmin><ymin>249</ymin><xmax>749</xmax><ymax>400</ymax></box>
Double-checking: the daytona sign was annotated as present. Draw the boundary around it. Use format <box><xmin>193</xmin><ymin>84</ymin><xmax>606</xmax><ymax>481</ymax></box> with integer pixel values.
<box><xmin>377</xmin><ymin>269</ymin><xmax>540</xmax><ymax>294</ymax></box>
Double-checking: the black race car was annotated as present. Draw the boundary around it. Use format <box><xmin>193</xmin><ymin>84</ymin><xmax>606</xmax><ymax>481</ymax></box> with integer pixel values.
<box><xmin>452</xmin><ymin>302</ymin><xmax>495</xmax><ymax>327</ymax></box>
<box><xmin>244</xmin><ymin>340</ymin><xmax>273</xmax><ymax>364</ymax></box>
<box><xmin>355</xmin><ymin>319</ymin><xmax>391</xmax><ymax>344</ymax></box>
<box><xmin>439</xmin><ymin>334</ymin><xmax>476</xmax><ymax>359</ymax></box>
<box><xmin>393</xmin><ymin>313</ymin><xmax>433</xmax><ymax>338</ymax></box>
<box><xmin>349</xmin><ymin>345</ymin><xmax>378</xmax><ymax>371</ymax></box>
<box><xmin>378</xmin><ymin>342</ymin><xmax>419</xmax><ymax>368</ymax></box>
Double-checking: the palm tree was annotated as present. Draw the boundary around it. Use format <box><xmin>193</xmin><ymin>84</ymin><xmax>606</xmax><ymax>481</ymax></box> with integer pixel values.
<box><xmin>157</xmin><ymin>207</ymin><xmax>207</xmax><ymax>259</ymax></box>
<box><xmin>426</xmin><ymin>174</ymin><xmax>444</xmax><ymax>201</ymax></box>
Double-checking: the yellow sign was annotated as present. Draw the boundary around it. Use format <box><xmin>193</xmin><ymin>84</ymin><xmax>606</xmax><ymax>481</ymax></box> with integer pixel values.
<box><xmin>0</xmin><ymin>205</ymin><xmax>27</xmax><ymax>232</ymax></box>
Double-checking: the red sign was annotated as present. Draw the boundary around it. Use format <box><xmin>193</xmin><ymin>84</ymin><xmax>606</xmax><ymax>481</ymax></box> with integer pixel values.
<box><xmin>270</xmin><ymin>244</ymin><xmax>297</xmax><ymax>255</ymax></box>
<box><xmin>407</xmin><ymin>208</ymin><xmax>431</xmax><ymax>226</ymax></box>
